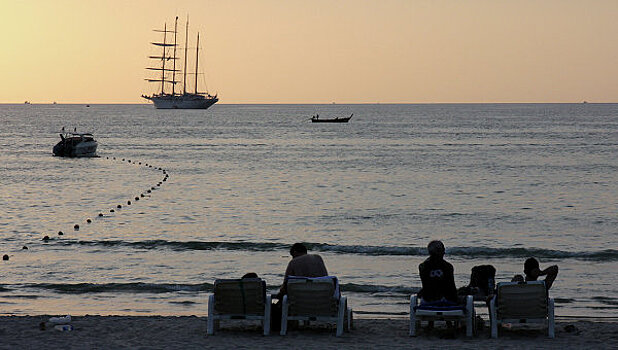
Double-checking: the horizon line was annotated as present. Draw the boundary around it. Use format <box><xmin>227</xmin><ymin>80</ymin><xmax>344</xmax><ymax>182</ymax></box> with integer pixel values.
<box><xmin>3</xmin><ymin>101</ymin><xmax>616</xmax><ymax>105</ymax></box>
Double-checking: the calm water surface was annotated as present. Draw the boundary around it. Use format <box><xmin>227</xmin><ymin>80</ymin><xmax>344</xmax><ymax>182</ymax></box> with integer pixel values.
<box><xmin>0</xmin><ymin>103</ymin><xmax>616</xmax><ymax>318</ymax></box>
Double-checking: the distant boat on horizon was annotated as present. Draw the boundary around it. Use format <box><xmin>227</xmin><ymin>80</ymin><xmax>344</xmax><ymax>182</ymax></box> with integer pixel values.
<box><xmin>311</xmin><ymin>114</ymin><xmax>353</xmax><ymax>123</ymax></box>
<box><xmin>142</xmin><ymin>16</ymin><xmax>218</xmax><ymax>110</ymax></box>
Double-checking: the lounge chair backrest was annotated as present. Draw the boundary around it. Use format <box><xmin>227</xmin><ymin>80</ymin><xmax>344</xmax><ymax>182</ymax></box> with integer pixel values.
<box><xmin>286</xmin><ymin>277</ymin><xmax>338</xmax><ymax>317</ymax></box>
<box><xmin>496</xmin><ymin>281</ymin><xmax>548</xmax><ymax>319</ymax></box>
<box><xmin>213</xmin><ymin>278</ymin><xmax>266</xmax><ymax>315</ymax></box>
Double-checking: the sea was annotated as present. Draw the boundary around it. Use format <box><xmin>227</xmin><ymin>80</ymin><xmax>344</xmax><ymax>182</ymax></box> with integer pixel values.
<box><xmin>0</xmin><ymin>103</ymin><xmax>616</xmax><ymax>319</ymax></box>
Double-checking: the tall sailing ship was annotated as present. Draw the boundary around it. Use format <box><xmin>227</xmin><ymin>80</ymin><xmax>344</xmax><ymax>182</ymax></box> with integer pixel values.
<box><xmin>142</xmin><ymin>17</ymin><xmax>218</xmax><ymax>109</ymax></box>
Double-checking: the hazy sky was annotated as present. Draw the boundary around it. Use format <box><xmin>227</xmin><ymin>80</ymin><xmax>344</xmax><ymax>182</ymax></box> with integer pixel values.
<box><xmin>1</xmin><ymin>0</ymin><xmax>616</xmax><ymax>103</ymax></box>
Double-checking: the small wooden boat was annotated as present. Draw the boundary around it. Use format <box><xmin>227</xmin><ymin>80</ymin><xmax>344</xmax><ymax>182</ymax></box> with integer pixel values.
<box><xmin>311</xmin><ymin>114</ymin><xmax>353</xmax><ymax>123</ymax></box>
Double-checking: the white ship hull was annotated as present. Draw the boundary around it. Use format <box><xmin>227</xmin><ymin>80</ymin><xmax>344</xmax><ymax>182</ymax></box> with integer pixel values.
<box><xmin>144</xmin><ymin>94</ymin><xmax>218</xmax><ymax>110</ymax></box>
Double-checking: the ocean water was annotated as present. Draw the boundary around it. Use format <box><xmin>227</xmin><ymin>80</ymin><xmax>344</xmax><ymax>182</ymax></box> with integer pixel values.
<box><xmin>0</xmin><ymin>103</ymin><xmax>616</xmax><ymax>318</ymax></box>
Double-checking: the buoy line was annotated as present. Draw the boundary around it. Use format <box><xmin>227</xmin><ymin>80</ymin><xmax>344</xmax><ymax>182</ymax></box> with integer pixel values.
<box><xmin>12</xmin><ymin>156</ymin><xmax>172</xmax><ymax>258</ymax></box>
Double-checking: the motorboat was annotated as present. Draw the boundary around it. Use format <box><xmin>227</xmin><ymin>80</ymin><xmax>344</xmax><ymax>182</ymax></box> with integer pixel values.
<box><xmin>53</xmin><ymin>130</ymin><xmax>98</xmax><ymax>157</ymax></box>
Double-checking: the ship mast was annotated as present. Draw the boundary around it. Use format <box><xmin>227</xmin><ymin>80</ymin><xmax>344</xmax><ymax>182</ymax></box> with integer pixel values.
<box><xmin>183</xmin><ymin>18</ymin><xmax>189</xmax><ymax>95</ymax></box>
<box><xmin>195</xmin><ymin>33</ymin><xmax>199</xmax><ymax>94</ymax></box>
<box><xmin>161</xmin><ymin>23</ymin><xmax>167</xmax><ymax>94</ymax></box>
<box><xmin>172</xmin><ymin>17</ymin><xmax>178</xmax><ymax>95</ymax></box>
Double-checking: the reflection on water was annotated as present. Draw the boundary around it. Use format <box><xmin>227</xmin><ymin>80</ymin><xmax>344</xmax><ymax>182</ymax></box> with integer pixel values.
<box><xmin>0</xmin><ymin>103</ymin><xmax>616</xmax><ymax>317</ymax></box>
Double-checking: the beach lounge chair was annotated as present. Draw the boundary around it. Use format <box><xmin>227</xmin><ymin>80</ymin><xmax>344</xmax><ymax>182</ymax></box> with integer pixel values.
<box><xmin>409</xmin><ymin>295</ymin><xmax>475</xmax><ymax>337</ymax></box>
<box><xmin>280</xmin><ymin>276</ymin><xmax>352</xmax><ymax>337</ymax></box>
<box><xmin>489</xmin><ymin>281</ymin><xmax>555</xmax><ymax>338</ymax></box>
<box><xmin>207</xmin><ymin>278</ymin><xmax>271</xmax><ymax>335</ymax></box>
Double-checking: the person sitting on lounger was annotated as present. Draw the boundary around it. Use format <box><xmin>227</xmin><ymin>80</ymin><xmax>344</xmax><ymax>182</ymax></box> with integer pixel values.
<box><xmin>271</xmin><ymin>243</ymin><xmax>329</xmax><ymax>330</ymax></box>
<box><xmin>276</xmin><ymin>242</ymin><xmax>328</xmax><ymax>299</ymax></box>
<box><xmin>512</xmin><ymin>257</ymin><xmax>558</xmax><ymax>290</ymax></box>
<box><xmin>418</xmin><ymin>240</ymin><xmax>458</xmax><ymax>304</ymax></box>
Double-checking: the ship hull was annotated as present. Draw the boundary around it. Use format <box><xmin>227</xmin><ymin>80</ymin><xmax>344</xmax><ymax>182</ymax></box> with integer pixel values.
<box><xmin>53</xmin><ymin>140</ymin><xmax>98</xmax><ymax>157</ymax></box>
<box><xmin>144</xmin><ymin>94</ymin><xmax>218</xmax><ymax>110</ymax></box>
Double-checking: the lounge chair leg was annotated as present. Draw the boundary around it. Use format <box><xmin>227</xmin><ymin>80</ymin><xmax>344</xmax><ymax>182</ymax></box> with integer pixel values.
<box><xmin>336</xmin><ymin>296</ymin><xmax>347</xmax><ymax>336</ymax></box>
<box><xmin>548</xmin><ymin>298</ymin><xmax>555</xmax><ymax>338</ymax></box>
<box><xmin>264</xmin><ymin>295</ymin><xmax>272</xmax><ymax>336</ymax></box>
<box><xmin>409</xmin><ymin>295</ymin><xmax>417</xmax><ymax>337</ymax></box>
<box><xmin>280</xmin><ymin>295</ymin><xmax>289</xmax><ymax>336</ymax></box>
<box><xmin>207</xmin><ymin>294</ymin><xmax>215</xmax><ymax>335</ymax></box>
<box><xmin>346</xmin><ymin>307</ymin><xmax>353</xmax><ymax>331</ymax></box>
<box><xmin>466</xmin><ymin>295</ymin><xmax>473</xmax><ymax>337</ymax></box>
<box><xmin>490</xmin><ymin>297</ymin><xmax>498</xmax><ymax>338</ymax></box>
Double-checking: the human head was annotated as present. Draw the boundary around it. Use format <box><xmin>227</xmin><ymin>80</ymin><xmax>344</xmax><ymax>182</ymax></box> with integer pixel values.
<box><xmin>290</xmin><ymin>243</ymin><xmax>308</xmax><ymax>258</ymax></box>
<box><xmin>523</xmin><ymin>257</ymin><xmax>539</xmax><ymax>277</ymax></box>
<box><xmin>511</xmin><ymin>274</ymin><xmax>525</xmax><ymax>283</ymax></box>
<box><xmin>427</xmin><ymin>240</ymin><xmax>445</xmax><ymax>258</ymax></box>
<box><xmin>242</xmin><ymin>272</ymin><xmax>258</xmax><ymax>279</ymax></box>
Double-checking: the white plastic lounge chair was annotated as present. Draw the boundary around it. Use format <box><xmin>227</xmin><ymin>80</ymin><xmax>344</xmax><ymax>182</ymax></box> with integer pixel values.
<box><xmin>207</xmin><ymin>278</ymin><xmax>271</xmax><ymax>335</ymax></box>
<box><xmin>280</xmin><ymin>276</ymin><xmax>352</xmax><ymax>337</ymax></box>
<box><xmin>409</xmin><ymin>295</ymin><xmax>475</xmax><ymax>337</ymax></box>
<box><xmin>489</xmin><ymin>281</ymin><xmax>555</xmax><ymax>338</ymax></box>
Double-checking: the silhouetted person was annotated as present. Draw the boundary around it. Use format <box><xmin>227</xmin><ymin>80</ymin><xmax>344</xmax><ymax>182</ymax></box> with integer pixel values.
<box><xmin>418</xmin><ymin>240</ymin><xmax>458</xmax><ymax>303</ymax></box>
<box><xmin>242</xmin><ymin>272</ymin><xmax>258</xmax><ymax>279</ymax></box>
<box><xmin>272</xmin><ymin>242</ymin><xmax>328</xmax><ymax>330</ymax></box>
<box><xmin>512</xmin><ymin>257</ymin><xmax>558</xmax><ymax>290</ymax></box>
<box><xmin>276</xmin><ymin>242</ymin><xmax>328</xmax><ymax>299</ymax></box>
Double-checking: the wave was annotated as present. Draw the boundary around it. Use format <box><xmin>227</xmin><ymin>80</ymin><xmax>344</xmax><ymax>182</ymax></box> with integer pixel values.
<box><xmin>51</xmin><ymin>239</ymin><xmax>618</xmax><ymax>261</ymax></box>
<box><xmin>18</xmin><ymin>282</ymin><xmax>417</xmax><ymax>295</ymax></box>
<box><xmin>8</xmin><ymin>282</ymin><xmax>611</xmax><ymax>308</ymax></box>
<box><xmin>24</xmin><ymin>282</ymin><xmax>213</xmax><ymax>294</ymax></box>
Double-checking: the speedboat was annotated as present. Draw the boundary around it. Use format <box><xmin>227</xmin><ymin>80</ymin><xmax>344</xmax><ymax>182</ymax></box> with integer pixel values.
<box><xmin>53</xmin><ymin>130</ymin><xmax>98</xmax><ymax>157</ymax></box>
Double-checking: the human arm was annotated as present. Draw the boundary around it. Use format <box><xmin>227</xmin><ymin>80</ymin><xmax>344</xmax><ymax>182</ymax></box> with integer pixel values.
<box><xmin>541</xmin><ymin>265</ymin><xmax>559</xmax><ymax>290</ymax></box>
<box><xmin>526</xmin><ymin>265</ymin><xmax>558</xmax><ymax>289</ymax></box>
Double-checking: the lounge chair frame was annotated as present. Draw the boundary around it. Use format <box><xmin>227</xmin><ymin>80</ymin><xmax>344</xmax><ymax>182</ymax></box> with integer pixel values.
<box><xmin>489</xmin><ymin>281</ymin><xmax>555</xmax><ymax>338</ymax></box>
<box><xmin>280</xmin><ymin>277</ymin><xmax>352</xmax><ymax>337</ymax></box>
<box><xmin>409</xmin><ymin>295</ymin><xmax>475</xmax><ymax>337</ymax></box>
<box><xmin>207</xmin><ymin>278</ymin><xmax>272</xmax><ymax>335</ymax></box>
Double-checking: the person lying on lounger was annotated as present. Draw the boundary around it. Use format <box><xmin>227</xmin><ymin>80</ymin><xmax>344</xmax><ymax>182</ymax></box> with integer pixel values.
<box><xmin>512</xmin><ymin>257</ymin><xmax>559</xmax><ymax>290</ymax></box>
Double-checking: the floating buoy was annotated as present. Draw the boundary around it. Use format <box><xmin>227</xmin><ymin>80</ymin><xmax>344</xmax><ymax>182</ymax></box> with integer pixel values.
<box><xmin>43</xmin><ymin>235</ymin><xmax>50</xmax><ymax>241</ymax></box>
<box><xmin>110</xmin><ymin>209</ymin><xmax>115</xmax><ymax>213</ymax></box>
<box><xmin>98</xmin><ymin>213</ymin><xmax>103</xmax><ymax>217</ymax></box>
<box><xmin>86</xmin><ymin>219</ymin><xmax>92</xmax><ymax>223</ymax></box>
<box><xmin>22</xmin><ymin>246</ymin><xmax>28</xmax><ymax>250</ymax></box>
<box><xmin>58</xmin><ymin>231</ymin><xmax>64</xmax><ymax>236</ymax></box>
<box><xmin>117</xmin><ymin>205</ymin><xmax>122</xmax><ymax>208</ymax></box>
<box><xmin>74</xmin><ymin>224</ymin><xmax>80</xmax><ymax>230</ymax></box>
<box><xmin>3</xmin><ymin>254</ymin><xmax>9</xmax><ymax>261</ymax></box>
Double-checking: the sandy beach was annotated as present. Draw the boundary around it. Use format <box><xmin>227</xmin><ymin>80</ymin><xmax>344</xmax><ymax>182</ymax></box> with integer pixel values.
<box><xmin>0</xmin><ymin>316</ymin><xmax>615</xmax><ymax>349</ymax></box>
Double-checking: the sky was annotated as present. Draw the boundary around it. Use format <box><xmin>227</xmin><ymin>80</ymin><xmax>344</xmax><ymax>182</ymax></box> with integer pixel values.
<box><xmin>1</xmin><ymin>0</ymin><xmax>616</xmax><ymax>104</ymax></box>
